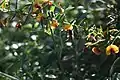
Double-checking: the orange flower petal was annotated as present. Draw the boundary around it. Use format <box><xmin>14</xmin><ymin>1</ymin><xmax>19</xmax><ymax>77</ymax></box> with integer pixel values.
<box><xmin>92</xmin><ymin>47</ymin><xmax>101</xmax><ymax>55</ymax></box>
<box><xmin>50</xmin><ymin>20</ymin><xmax>59</xmax><ymax>29</ymax></box>
<box><xmin>63</xmin><ymin>24</ymin><xmax>73</xmax><ymax>31</ymax></box>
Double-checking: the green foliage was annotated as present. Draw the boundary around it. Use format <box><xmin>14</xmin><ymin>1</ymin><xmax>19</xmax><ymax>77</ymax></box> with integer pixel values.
<box><xmin>0</xmin><ymin>0</ymin><xmax>120</xmax><ymax>80</ymax></box>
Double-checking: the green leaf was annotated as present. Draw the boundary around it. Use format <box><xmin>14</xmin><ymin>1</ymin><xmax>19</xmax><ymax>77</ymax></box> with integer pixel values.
<box><xmin>50</xmin><ymin>6</ymin><xmax>55</xmax><ymax>12</ymax></box>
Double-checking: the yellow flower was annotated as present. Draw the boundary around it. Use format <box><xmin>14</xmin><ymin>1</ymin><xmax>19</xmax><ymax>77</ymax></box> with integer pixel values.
<box><xmin>92</xmin><ymin>47</ymin><xmax>101</xmax><ymax>55</ymax></box>
<box><xmin>36</xmin><ymin>13</ymin><xmax>44</xmax><ymax>22</ymax></box>
<box><xmin>50</xmin><ymin>20</ymin><xmax>59</xmax><ymax>29</ymax></box>
<box><xmin>63</xmin><ymin>24</ymin><xmax>73</xmax><ymax>31</ymax></box>
<box><xmin>33</xmin><ymin>1</ymin><xmax>41</xmax><ymax>13</ymax></box>
<box><xmin>33</xmin><ymin>0</ymin><xmax>49</xmax><ymax>13</ymax></box>
<box><xmin>106</xmin><ymin>44</ymin><xmax>119</xmax><ymax>55</ymax></box>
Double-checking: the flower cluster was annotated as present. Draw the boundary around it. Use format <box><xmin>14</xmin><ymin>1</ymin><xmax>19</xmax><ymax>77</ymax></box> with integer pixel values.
<box><xmin>91</xmin><ymin>44</ymin><xmax>119</xmax><ymax>55</ymax></box>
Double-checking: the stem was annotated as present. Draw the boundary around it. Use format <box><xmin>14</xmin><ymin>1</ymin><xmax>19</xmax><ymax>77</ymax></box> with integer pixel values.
<box><xmin>0</xmin><ymin>71</ymin><xmax>19</xmax><ymax>80</ymax></box>
<box><xmin>15</xmin><ymin>0</ymin><xmax>18</xmax><ymax>9</ymax></box>
<box><xmin>23</xmin><ymin>4</ymin><xmax>32</xmax><ymax>25</ymax></box>
<box><xmin>59</xmin><ymin>30</ymin><xmax>63</xmax><ymax>57</ymax></box>
<box><xmin>111</xmin><ymin>31</ymin><xmax>120</xmax><ymax>44</ymax></box>
<box><xmin>10</xmin><ymin>0</ymin><xmax>18</xmax><ymax>21</ymax></box>
<box><xmin>49</xmin><ymin>24</ymin><xmax>56</xmax><ymax>46</ymax></box>
<box><xmin>74</xmin><ymin>35</ymin><xmax>81</xmax><ymax>79</ymax></box>
<box><xmin>59</xmin><ymin>30</ymin><xmax>64</xmax><ymax>71</ymax></box>
<box><xmin>109</xmin><ymin>57</ymin><xmax>120</xmax><ymax>77</ymax></box>
<box><xmin>48</xmin><ymin>22</ymin><xmax>64</xmax><ymax>79</ymax></box>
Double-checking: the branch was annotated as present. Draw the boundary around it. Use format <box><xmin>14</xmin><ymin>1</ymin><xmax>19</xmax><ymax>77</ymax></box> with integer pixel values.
<box><xmin>0</xmin><ymin>71</ymin><xmax>19</xmax><ymax>80</ymax></box>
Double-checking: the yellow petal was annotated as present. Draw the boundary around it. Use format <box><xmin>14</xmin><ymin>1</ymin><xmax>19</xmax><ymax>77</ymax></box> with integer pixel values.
<box><xmin>50</xmin><ymin>20</ymin><xmax>59</xmax><ymax>29</ymax></box>
<box><xmin>106</xmin><ymin>44</ymin><xmax>119</xmax><ymax>55</ymax></box>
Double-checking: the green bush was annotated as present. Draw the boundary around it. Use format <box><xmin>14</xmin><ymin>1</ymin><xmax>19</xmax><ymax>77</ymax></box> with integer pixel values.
<box><xmin>0</xmin><ymin>0</ymin><xmax>120</xmax><ymax>80</ymax></box>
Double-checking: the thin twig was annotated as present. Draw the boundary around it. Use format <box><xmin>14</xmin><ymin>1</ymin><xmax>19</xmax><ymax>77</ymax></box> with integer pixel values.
<box><xmin>111</xmin><ymin>31</ymin><xmax>120</xmax><ymax>44</ymax></box>
<box><xmin>0</xmin><ymin>71</ymin><xmax>19</xmax><ymax>80</ymax></box>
